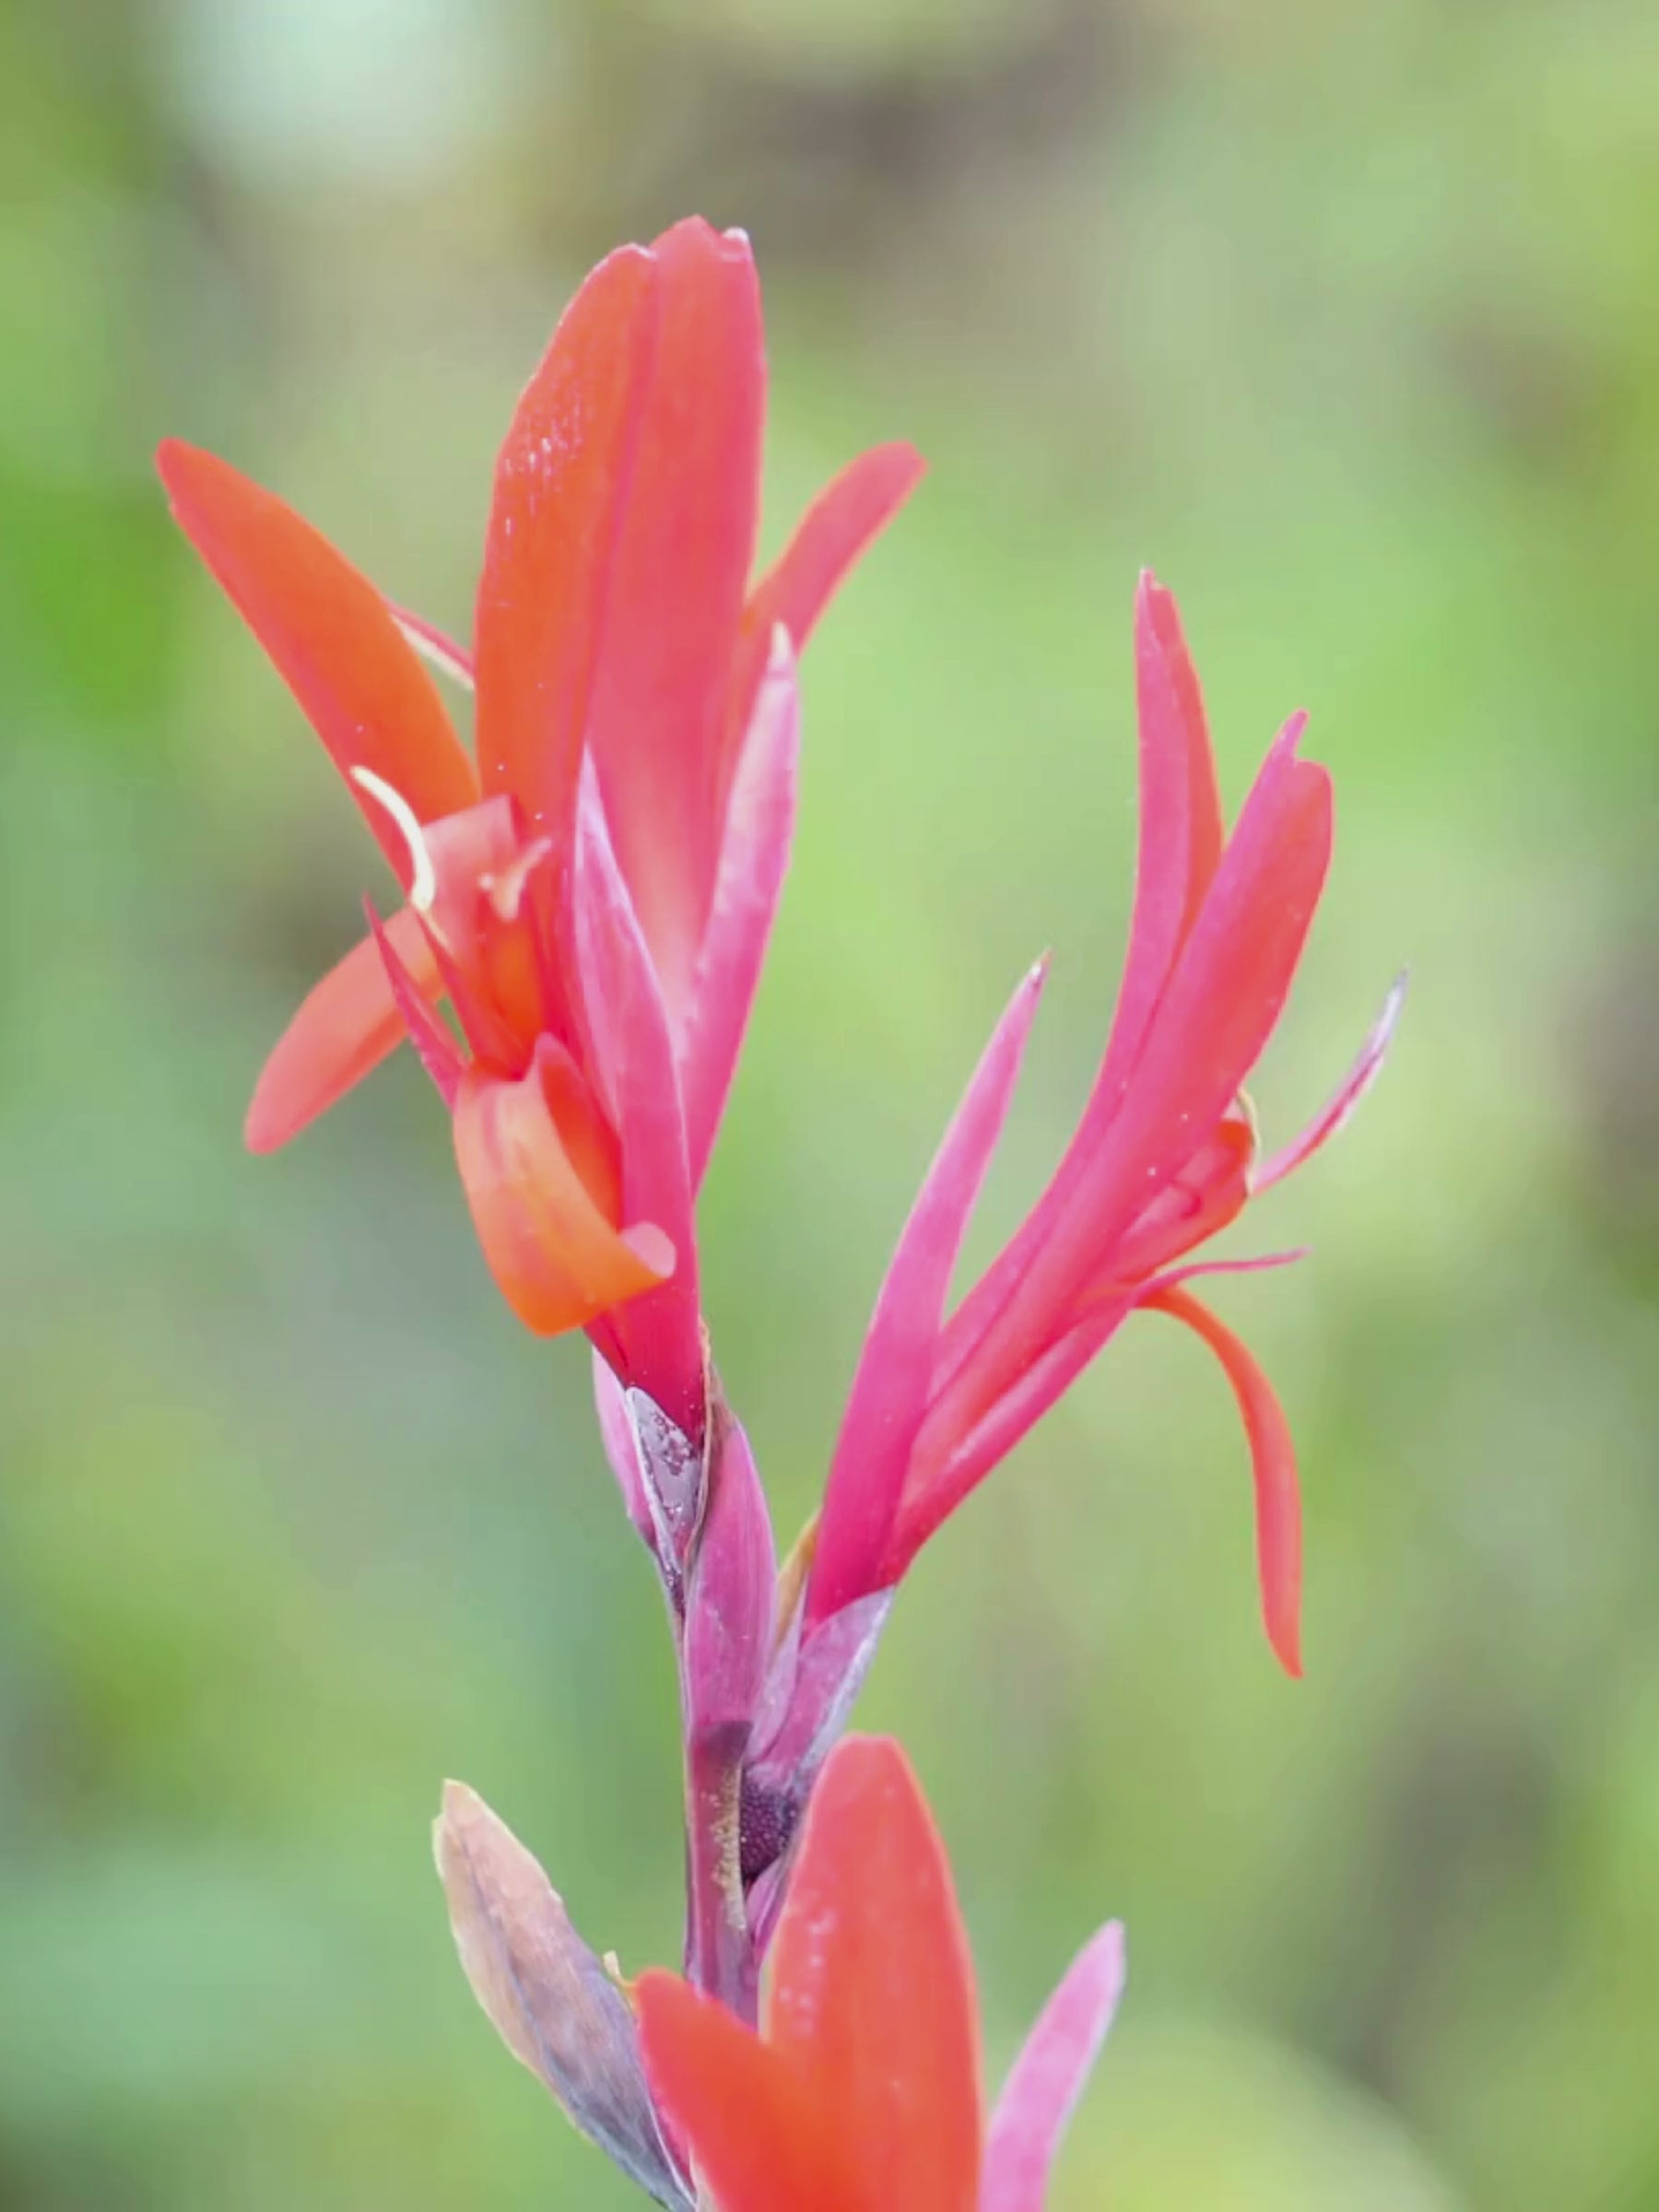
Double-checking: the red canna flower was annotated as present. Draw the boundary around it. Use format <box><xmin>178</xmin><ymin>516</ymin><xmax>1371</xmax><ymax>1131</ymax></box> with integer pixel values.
<box><xmin>638</xmin><ymin>1735</ymin><xmax>1124</xmax><ymax>2212</ymax></box>
<box><xmin>158</xmin><ymin>218</ymin><xmax>921</xmax><ymax>1434</ymax></box>
<box><xmin>804</xmin><ymin>574</ymin><xmax>1402</xmax><ymax>1672</ymax></box>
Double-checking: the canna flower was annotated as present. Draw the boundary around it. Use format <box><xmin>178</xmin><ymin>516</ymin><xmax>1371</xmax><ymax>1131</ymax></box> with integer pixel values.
<box><xmin>638</xmin><ymin>1735</ymin><xmax>1124</xmax><ymax>2212</ymax></box>
<box><xmin>158</xmin><ymin>218</ymin><xmax>921</xmax><ymax>1435</ymax></box>
<box><xmin>803</xmin><ymin>575</ymin><xmax>1401</xmax><ymax>1673</ymax></box>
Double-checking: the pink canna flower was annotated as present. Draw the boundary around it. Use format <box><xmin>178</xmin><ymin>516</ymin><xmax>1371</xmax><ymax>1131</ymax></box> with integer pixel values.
<box><xmin>638</xmin><ymin>1735</ymin><xmax>1124</xmax><ymax>2212</ymax></box>
<box><xmin>158</xmin><ymin>218</ymin><xmax>921</xmax><ymax>1435</ymax></box>
<box><xmin>804</xmin><ymin>574</ymin><xmax>1402</xmax><ymax>1673</ymax></box>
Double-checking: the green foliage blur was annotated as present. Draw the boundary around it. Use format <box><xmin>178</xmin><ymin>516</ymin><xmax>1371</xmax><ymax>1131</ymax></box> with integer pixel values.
<box><xmin>3</xmin><ymin>0</ymin><xmax>1656</xmax><ymax>2203</ymax></box>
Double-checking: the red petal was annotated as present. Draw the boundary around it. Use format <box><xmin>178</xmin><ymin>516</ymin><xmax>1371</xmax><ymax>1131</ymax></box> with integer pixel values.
<box><xmin>637</xmin><ymin>1974</ymin><xmax>860</xmax><ymax>2212</ymax></box>
<box><xmin>585</xmin><ymin>219</ymin><xmax>765</xmax><ymax>1013</ymax></box>
<box><xmin>809</xmin><ymin>960</ymin><xmax>1047</xmax><ymax>1627</ymax></box>
<box><xmin>720</xmin><ymin>441</ymin><xmax>925</xmax><ymax>805</ymax></box>
<box><xmin>157</xmin><ymin>441</ymin><xmax>477</xmax><ymax>884</ymax></box>
<box><xmin>453</xmin><ymin>1051</ymin><xmax>674</xmax><ymax>1338</ymax></box>
<box><xmin>766</xmin><ymin>1737</ymin><xmax>982</xmax><ymax>2211</ymax></box>
<box><xmin>364</xmin><ymin>900</ymin><xmax>465</xmax><ymax>1108</ymax></box>
<box><xmin>1141</xmin><ymin>1285</ymin><xmax>1303</xmax><ymax>1676</ymax></box>
<box><xmin>473</xmin><ymin>242</ymin><xmax>660</xmax><ymax>842</ymax></box>
<box><xmin>982</xmin><ymin>1924</ymin><xmax>1125</xmax><ymax>2212</ymax></box>
<box><xmin>245</xmin><ymin>908</ymin><xmax>442</xmax><ymax>1152</ymax></box>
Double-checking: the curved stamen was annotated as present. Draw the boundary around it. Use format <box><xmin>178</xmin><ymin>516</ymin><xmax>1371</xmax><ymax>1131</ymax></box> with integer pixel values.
<box><xmin>351</xmin><ymin>766</ymin><xmax>438</xmax><ymax>911</ymax></box>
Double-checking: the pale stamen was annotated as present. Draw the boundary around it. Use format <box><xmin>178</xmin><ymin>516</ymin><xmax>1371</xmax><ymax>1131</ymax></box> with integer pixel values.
<box><xmin>351</xmin><ymin>766</ymin><xmax>438</xmax><ymax>911</ymax></box>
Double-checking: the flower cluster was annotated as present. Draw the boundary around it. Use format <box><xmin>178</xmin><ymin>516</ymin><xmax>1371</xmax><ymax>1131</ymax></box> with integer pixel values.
<box><xmin>161</xmin><ymin>217</ymin><xmax>1394</xmax><ymax>2206</ymax></box>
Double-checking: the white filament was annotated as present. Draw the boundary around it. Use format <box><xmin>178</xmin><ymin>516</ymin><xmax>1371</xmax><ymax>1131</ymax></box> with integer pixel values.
<box><xmin>350</xmin><ymin>766</ymin><xmax>437</xmax><ymax>910</ymax></box>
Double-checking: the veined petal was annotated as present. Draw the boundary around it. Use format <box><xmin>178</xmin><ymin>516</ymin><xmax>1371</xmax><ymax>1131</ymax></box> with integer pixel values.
<box><xmin>474</xmin><ymin>241</ymin><xmax>661</xmax><ymax>841</ymax></box>
<box><xmin>157</xmin><ymin>441</ymin><xmax>477</xmax><ymax>883</ymax></box>
<box><xmin>1141</xmin><ymin>1285</ymin><xmax>1302</xmax><ymax>1676</ymax></box>
<box><xmin>453</xmin><ymin>1052</ymin><xmax>673</xmax><ymax>1338</ymax></box>
<box><xmin>766</xmin><ymin>1738</ymin><xmax>982</xmax><ymax>2212</ymax></box>
<box><xmin>809</xmin><ymin>960</ymin><xmax>1048</xmax><ymax>1627</ymax></box>
<box><xmin>1253</xmin><ymin>971</ymin><xmax>1406</xmax><ymax>1192</ymax></box>
<box><xmin>586</xmin><ymin>218</ymin><xmax>765</xmax><ymax>1013</ymax></box>
<box><xmin>245</xmin><ymin>908</ymin><xmax>441</xmax><ymax>1152</ymax></box>
<box><xmin>679</xmin><ymin>627</ymin><xmax>801</xmax><ymax>1187</ymax></box>
<box><xmin>1093</xmin><ymin>572</ymin><xmax>1224</xmax><ymax>1103</ymax></box>
<box><xmin>982</xmin><ymin>1924</ymin><xmax>1125</xmax><ymax>2212</ymax></box>
<box><xmin>719</xmin><ymin>441</ymin><xmax>925</xmax><ymax>809</ymax></box>
<box><xmin>637</xmin><ymin>1975</ymin><xmax>861</xmax><ymax>2212</ymax></box>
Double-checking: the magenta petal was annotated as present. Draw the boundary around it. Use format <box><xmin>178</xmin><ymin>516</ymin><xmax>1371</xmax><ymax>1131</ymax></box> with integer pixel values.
<box><xmin>684</xmin><ymin>1415</ymin><xmax>776</xmax><ymax>1743</ymax></box>
<box><xmin>363</xmin><ymin>899</ymin><xmax>465</xmax><ymax>1108</ymax></box>
<box><xmin>807</xmin><ymin>960</ymin><xmax>1049</xmax><ymax>1627</ymax></box>
<box><xmin>981</xmin><ymin>1924</ymin><xmax>1126</xmax><ymax>2212</ymax></box>
<box><xmin>572</xmin><ymin>778</ymin><xmax>702</xmax><ymax>1433</ymax></box>
<box><xmin>679</xmin><ymin>628</ymin><xmax>801</xmax><ymax>1187</ymax></box>
<box><xmin>1253</xmin><ymin>971</ymin><xmax>1406</xmax><ymax>1192</ymax></box>
<box><xmin>591</xmin><ymin>1351</ymin><xmax>661</xmax><ymax>1559</ymax></box>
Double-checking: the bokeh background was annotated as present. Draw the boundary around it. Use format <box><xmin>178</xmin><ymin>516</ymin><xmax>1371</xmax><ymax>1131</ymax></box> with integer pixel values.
<box><xmin>3</xmin><ymin>0</ymin><xmax>1657</xmax><ymax>2204</ymax></box>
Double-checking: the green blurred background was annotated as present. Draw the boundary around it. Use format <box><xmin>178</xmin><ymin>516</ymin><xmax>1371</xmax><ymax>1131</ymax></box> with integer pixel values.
<box><xmin>3</xmin><ymin>0</ymin><xmax>1657</xmax><ymax>2204</ymax></box>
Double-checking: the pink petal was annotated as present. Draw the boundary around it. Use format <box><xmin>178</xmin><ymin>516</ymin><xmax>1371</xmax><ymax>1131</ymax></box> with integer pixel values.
<box><xmin>1093</xmin><ymin>572</ymin><xmax>1224</xmax><ymax>1106</ymax></box>
<box><xmin>679</xmin><ymin>627</ymin><xmax>801</xmax><ymax>1187</ymax></box>
<box><xmin>363</xmin><ymin>899</ymin><xmax>465</xmax><ymax>1108</ymax></box>
<box><xmin>245</xmin><ymin>908</ymin><xmax>442</xmax><ymax>1152</ymax></box>
<box><xmin>1253</xmin><ymin>971</ymin><xmax>1406</xmax><ymax>1192</ymax></box>
<box><xmin>982</xmin><ymin>1923</ymin><xmax>1125</xmax><ymax>2212</ymax></box>
<box><xmin>953</xmin><ymin>716</ymin><xmax>1332</xmax><ymax>1427</ymax></box>
<box><xmin>158</xmin><ymin>442</ymin><xmax>478</xmax><ymax>881</ymax></box>
<box><xmin>571</xmin><ymin>777</ymin><xmax>703</xmax><ymax>1433</ymax></box>
<box><xmin>473</xmin><ymin>241</ymin><xmax>660</xmax><ymax>842</ymax></box>
<box><xmin>1140</xmin><ymin>1284</ymin><xmax>1302</xmax><ymax>1677</ymax></box>
<box><xmin>585</xmin><ymin>219</ymin><xmax>765</xmax><ymax>1016</ymax></box>
<box><xmin>719</xmin><ymin>441</ymin><xmax>925</xmax><ymax>810</ymax></box>
<box><xmin>807</xmin><ymin>960</ymin><xmax>1049</xmax><ymax>1627</ymax></box>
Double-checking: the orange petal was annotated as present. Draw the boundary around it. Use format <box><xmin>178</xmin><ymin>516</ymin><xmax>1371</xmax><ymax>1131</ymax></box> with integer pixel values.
<box><xmin>767</xmin><ymin>1737</ymin><xmax>983</xmax><ymax>2211</ymax></box>
<box><xmin>453</xmin><ymin>1053</ymin><xmax>673</xmax><ymax>1337</ymax></box>
<box><xmin>474</xmin><ymin>243</ymin><xmax>660</xmax><ymax>843</ymax></box>
<box><xmin>637</xmin><ymin>1973</ymin><xmax>862</xmax><ymax>2212</ymax></box>
<box><xmin>157</xmin><ymin>441</ymin><xmax>477</xmax><ymax>886</ymax></box>
<box><xmin>246</xmin><ymin>907</ymin><xmax>441</xmax><ymax>1152</ymax></box>
<box><xmin>1142</xmin><ymin>1285</ymin><xmax>1303</xmax><ymax>1677</ymax></box>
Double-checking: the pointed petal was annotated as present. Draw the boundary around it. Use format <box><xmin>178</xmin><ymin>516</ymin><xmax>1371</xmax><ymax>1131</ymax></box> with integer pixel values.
<box><xmin>157</xmin><ymin>441</ymin><xmax>477</xmax><ymax>882</ymax></box>
<box><xmin>572</xmin><ymin>776</ymin><xmax>703</xmax><ymax>1431</ymax></box>
<box><xmin>387</xmin><ymin>600</ymin><xmax>475</xmax><ymax>689</ymax></box>
<box><xmin>473</xmin><ymin>241</ymin><xmax>660</xmax><ymax>841</ymax></box>
<box><xmin>982</xmin><ymin>1924</ymin><xmax>1125</xmax><ymax>2212</ymax></box>
<box><xmin>1093</xmin><ymin>572</ymin><xmax>1225</xmax><ymax>1101</ymax></box>
<box><xmin>638</xmin><ymin>1974</ymin><xmax>859</xmax><ymax>2212</ymax></box>
<box><xmin>679</xmin><ymin>628</ymin><xmax>801</xmax><ymax>1186</ymax></box>
<box><xmin>586</xmin><ymin>219</ymin><xmax>765</xmax><ymax>1010</ymax></box>
<box><xmin>453</xmin><ymin>1052</ymin><xmax>674</xmax><ymax>1338</ymax></box>
<box><xmin>245</xmin><ymin>908</ymin><xmax>442</xmax><ymax>1152</ymax></box>
<box><xmin>808</xmin><ymin>961</ymin><xmax>1048</xmax><ymax>1627</ymax></box>
<box><xmin>1254</xmin><ymin>971</ymin><xmax>1406</xmax><ymax>1191</ymax></box>
<box><xmin>965</xmin><ymin>718</ymin><xmax>1332</xmax><ymax>1416</ymax></box>
<box><xmin>721</xmin><ymin>441</ymin><xmax>925</xmax><ymax>804</ymax></box>
<box><xmin>765</xmin><ymin>1738</ymin><xmax>983</xmax><ymax>2212</ymax></box>
<box><xmin>435</xmin><ymin>1783</ymin><xmax>693</xmax><ymax>2210</ymax></box>
<box><xmin>1141</xmin><ymin>1285</ymin><xmax>1302</xmax><ymax>1676</ymax></box>
<box><xmin>364</xmin><ymin>899</ymin><xmax>465</xmax><ymax>1108</ymax></box>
